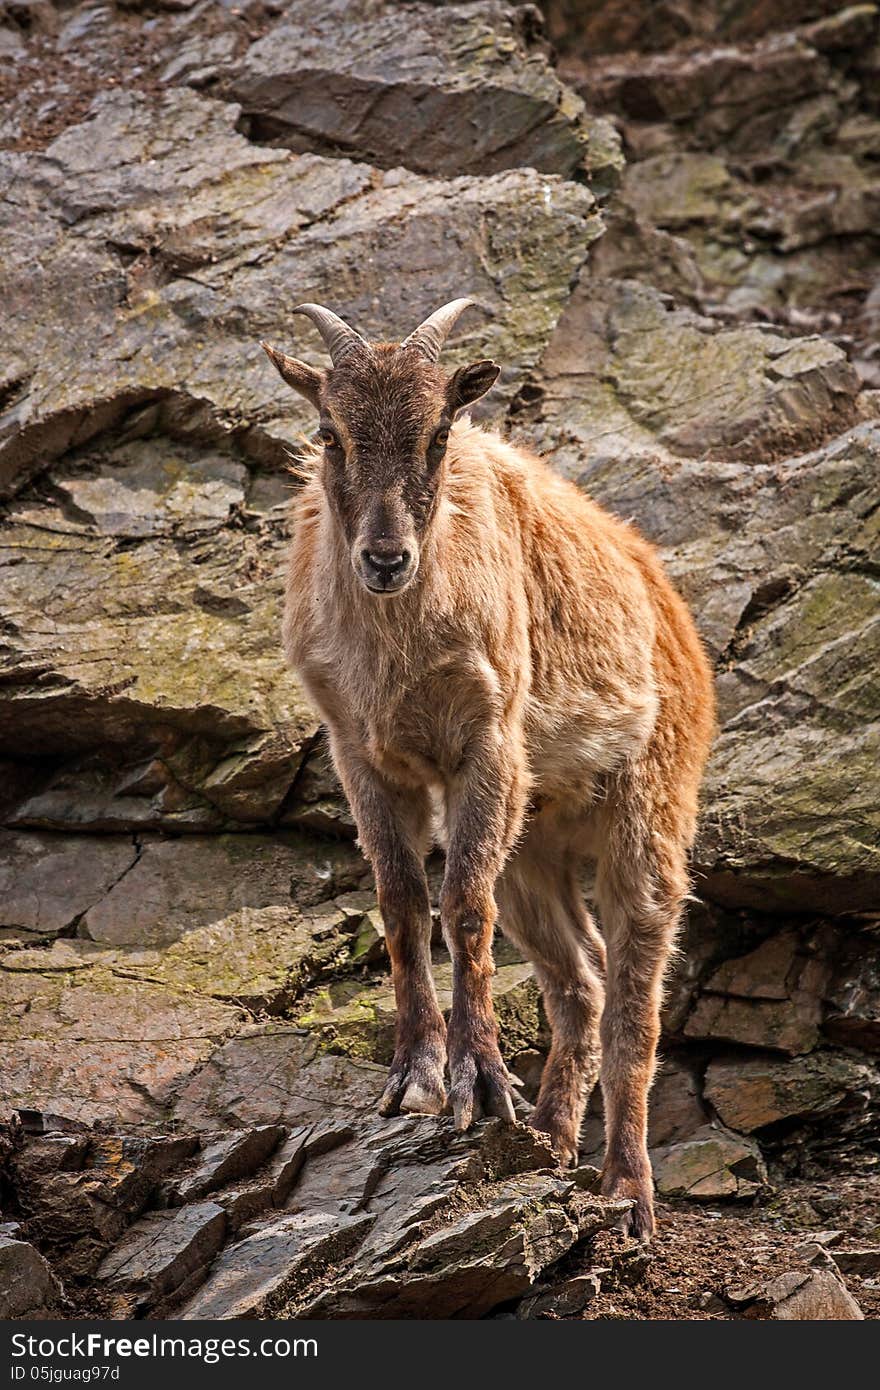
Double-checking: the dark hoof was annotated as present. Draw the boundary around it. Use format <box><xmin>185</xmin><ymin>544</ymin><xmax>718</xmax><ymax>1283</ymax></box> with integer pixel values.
<box><xmin>601</xmin><ymin>1168</ymin><xmax>656</xmax><ymax>1243</ymax></box>
<box><xmin>528</xmin><ymin>1108</ymin><xmax>579</xmax><ymax>1168</ymax></box>
<box><xmin>379</xmin><ymin>1040</ymin><xmax>447</xmax><ymax>1118</ymax></box>
<box><xmin>448</xmin><ymin>1045</ymin><xmax>515</xmax><ymax>1130</ymax></box>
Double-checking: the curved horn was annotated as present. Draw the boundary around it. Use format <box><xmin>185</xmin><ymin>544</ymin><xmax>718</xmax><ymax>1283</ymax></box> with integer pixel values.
<box><xmin>401</xmin><ymin>297</ymin><xmax>477</xmax><ymax>363</ymax></box>
<box><xmin>292</xmin><ymin>303</ymin><xmax>368</xmax><ymax>366</ymax></box>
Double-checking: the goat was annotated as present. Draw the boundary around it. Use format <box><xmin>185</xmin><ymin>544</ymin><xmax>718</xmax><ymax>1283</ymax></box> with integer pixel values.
<box><xmin>262</xmin><ymin>298</ymin><xmax>715</xmax><ymax>1240</ymax></box>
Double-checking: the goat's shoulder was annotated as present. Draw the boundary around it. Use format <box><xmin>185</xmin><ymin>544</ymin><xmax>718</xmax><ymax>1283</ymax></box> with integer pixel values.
<box><xmin>449</xmin><ymin>421</ymin><xmax>634</xmax><ymax>575</ymax></box>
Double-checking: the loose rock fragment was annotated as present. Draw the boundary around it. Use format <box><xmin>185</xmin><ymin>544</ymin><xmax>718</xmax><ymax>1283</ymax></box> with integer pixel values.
<box><xmin>517</xmin><ymin>1272</ymin><xmax>602</xmax><ymax>1318</ymax></box>
<box><xmin>685</xmin><ymin>931</ymin><xmax>830</xmax><ymax>1055</ymax></box>
<box><xmin>832</xmin><ymin>1248</ymin><xmax>880</xmax><ymax>1277</ymax></box>
<box><xmin>704</xmin><ymin>1053</ymin><xmax>876</xmax><ymax>1133</ymax></box>
<box><xmin>728</xmin><ymin>1252</ymin><xmax>865</xmax><ymax>1320</ymax></box>
<box><xmin>651</xmin><ymin>1125</ymin><xmax>768</xmax><ymax>1201</ymax></box>
<box><xmin>12</xmin><ymin>1134</ymin><xmax>200</xmax><ymax>1278</ymax></box>
<box><xmin>0</xmin><ymin>1235</ymin><xmax>64</xmax><ymax>1319</ymax></box>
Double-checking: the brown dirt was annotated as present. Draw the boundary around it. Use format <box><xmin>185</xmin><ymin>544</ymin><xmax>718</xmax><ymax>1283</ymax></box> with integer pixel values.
<box><xmin>580</xmin><ymin>1164</ymin><xmax>880</xmax><ymax>1320</ymax></box>
<box><xmin>0</xmin><ymin>5</ymin><xmax>272</xmax><ymax>155</ymax></box>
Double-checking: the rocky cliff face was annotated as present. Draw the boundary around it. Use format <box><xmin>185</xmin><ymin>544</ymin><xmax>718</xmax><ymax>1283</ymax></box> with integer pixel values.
<box><xmin>0</xmin><ymin>0</ymin><xmax>878</xmax><ymax>1320</ymax></box>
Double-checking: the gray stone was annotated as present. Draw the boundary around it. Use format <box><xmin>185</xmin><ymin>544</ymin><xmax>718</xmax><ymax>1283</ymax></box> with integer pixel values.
<box><xmin>528</xmin><ymin>277</ymin><xmax>860</xmax><ymax>468</ymax></box>
<box><xmin>96</xmin><ymin>1201</ymin><xmax>227</xmax><ymax>1298</ymax></box>
<box><xmin>832</xmin><ymin>1247</ymin><xmax>880</xmax><ymax>1277</ymax></box>
<box><xmin>0</xmin><ymin>946</ymin><xmax>244</xmax><ymax>1127</ymax></box>
<box><xmin>651</xmin><ymin>1124</ymin><xmax>768</xmax><ymax>1200</ymax></box>
<box><xmin>48</xmin><ymin>441</ymin><xmax>247</xmax><ymax>538</ymax></box>
<box><xmin>263</xmin><ymin>1127</ymin><xmax>311</xmax><ymax>1201</ymax></box>
<box><xmin>119</xmin><ymin>904</ymin><xmax>356</xmax><ymax>1012</ymax></box>
<box><xmin>584</xmin><ymin>31</ymin><xmax>831</xmax><ymax>148</ymax></box>
<box><xmin>0</xmin><ymin>488</ymin><xmax>316</xmax><ymax>828</ymax></box>
<box><xmin>173</xmin><ymin>1027</ymin><xmax>387</xmax><ymax>1131</ymax></box>
<box><xmin>685</xmin><ymin>931</ymin><xmax>831</xmax><ymax>1054</ymax></box>
<box><xmin>279</xmin><ymin>741</ymin><xmax>353</xmax><ymax>838</ymax></box>
<box><xmin>0</xmin><ymin>831</ymin><xmax>138</xmax><ymax>937</ymax></box>
<box><xmin>4</xmin><ymin>1112</ymin><xmax>635</xmax><ymax>1321</ymax></box>
<box><xmin>517</xmin><ymin>1273</ymin><xmax>601</xmax><ymax>1318</ymax></box>
<box><xmin>286</xmin><ymin>1119</ymin><xmax>623</xmax><ymax>1319</ymax></box>
<box><xmin>728</xmin><ymin>1251</ymin><xmax>864</xmax><ymax>1319</ymax></box>
<box><xmin>704</xmin><ymin>1052</ymin><xmax>876</xmax><ymax>1133</ymax></box>
<box><xmin>11</xmin><ymin>1134</ymin><xmax>199</xmax><ymax>1279</ymax></box>
<box><xmin>648</xmin><ymin>1056</ymin><xmax>707</xmax><ymax>1147</ymax></box>
<box><xmin>0</xmin><ymin>1235</ymin><xmax>64</xmax><ymax>1318</ymax></box>
<box><xmin>302</xmin><ymin>1173</ymin><xmax>621</xmax><ymax>1319</ymax></box>
<box><xmin>177</xmin><ymin>1209</ymin><xmax>374</xmax><ymax>1318</ymax></box>
<box><xmin>225</xmin><ymin>0</ymin><xmax>623</xmax><ymax>186</ymax></box>
<box><xmin>174</xmin><ymin>1126</ymin><xmax>285</xmax><ymax>1202</ymax></box>
<box><xmin>80</xmin><ymin>834</ymin><xmax>366</xmax><ymax>947</ymax></box>
<box><xmin>10</xmin><ymin>1133</ymin><xmax>90</xmax><ymax>1187</ymax></box>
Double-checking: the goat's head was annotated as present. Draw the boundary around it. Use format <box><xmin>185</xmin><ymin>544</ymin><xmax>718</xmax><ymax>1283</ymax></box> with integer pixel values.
<box><xmin>261</xmin><ymin>299</ymin><xmax>498</xmax><ymax>596</ymax></box>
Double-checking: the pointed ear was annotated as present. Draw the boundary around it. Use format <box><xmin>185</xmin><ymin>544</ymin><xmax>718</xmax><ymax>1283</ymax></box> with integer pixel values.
<box><xmin>260</xmin><ymin>341</ymin><xmax>326</xmax><ymax>410</ymax></box>
<box><xmin>447</xmin><ymin>359</ymin><xmax>500</xmax><ymax>415</ymax></box>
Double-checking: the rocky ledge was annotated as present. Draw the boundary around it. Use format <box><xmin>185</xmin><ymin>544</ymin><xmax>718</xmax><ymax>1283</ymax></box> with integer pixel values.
<box><xmin>1</xmin><ymin>1101</ymin><xmax>632</xmax><ymax>1320</ymax></box>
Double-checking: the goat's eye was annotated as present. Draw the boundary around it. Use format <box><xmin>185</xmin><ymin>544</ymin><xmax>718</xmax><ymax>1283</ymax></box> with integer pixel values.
<box><xmin>432</xmin><ymin>427</ymin><xmax>450</xmax><ymax>449</ymax></box>
<box><xmin>319</xmin><ymin>427</ymin><xmax>339</xmax><ymax>449</ymax></box>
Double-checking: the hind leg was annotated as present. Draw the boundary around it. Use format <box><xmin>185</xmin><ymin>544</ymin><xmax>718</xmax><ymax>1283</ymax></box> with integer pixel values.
<box><xmin>595</xmin><ymin>768</ymin><xmax>691</xmax><ymax>1241</ymax></box>
<box><xmin>498</xmin><ymin>820</ymin><xmax>605</xmax><ymax>1165</ymax></box>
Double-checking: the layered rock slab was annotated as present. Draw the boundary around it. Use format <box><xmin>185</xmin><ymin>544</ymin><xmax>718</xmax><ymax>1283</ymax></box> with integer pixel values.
<box><xmin>0</xmin><ymin>942</ymin><xmax>245</xmax><ymax>1127</ymax></box>
<box><xmin>0</xmin><ymin>441</ymin><xmax>314</xmax><ymax>830</ymax></box>
<box><xmin>544</xmin><ymin>0</ymin><xmax>854</xmax><ymax>53</ymax></box>
<box><xmin>727</xmin><ymin>1248</ymin><xmax>865</xmax><ymax>1320</ymax></box>
<box><xmin>0</xmin><ymin>84</ymin><xmax>602</xmax><ymax>495</ymax></box>
<box><xmin>555</xmin><ymin>3</ymin><xmax>880</xmax><ymax>379</ymax></box>
<box><xmin>0</xmin><ymin>1234</ymin><xmax>64</xmax><ymax>1318</ymax></box>
<box><xmin>0</xmin><ymin>831</ymin><xmax>139</xmax><ymax>937</ymax></box>
<box><xmin>176</xmin><ymin>1119</ymin><xmax>624</xmax><ymax>1320</ymax></box>
<box><xmin>96</xmin><ymin>1200</ymin><xmax>227</xmax><ymax>1304</ymax></box>
<box><xmin>174</xmin><ymin>1026</ymin><xmax>386</xmax><ymax>1132</ymax></box>
<box><xmin>525</xmin><ymin>311</ymin><xmax>879</xmax><ymax>910</ymax></box>
<box><xmin>704</xmin><ymin>1052</ymin><xmax>878</xmax><ymax>1133</ymax></box>
<box><xmin>222</xmin><ymin>0</ymin><xmax>623</xmax><ymax>188</ymax></box>
<box><xmin>0</xmin><ymin>887</ymin><xmax>372</xmax><ymax>1124</ymax></box>
<box><xmin>684</xmin><ymin>931</ymin><xmax>832</xmax><ymax>1054</ymax></box>
<box><xmin>651</xmin><ymin>1124</ymin><xmax>768</xmax><ymax>1201</ymax></box>
<box><xmin>78</xmin><ymin>834</ymin><xmax>366</xmax><ymax>946</ymax></box>
<box><xmin>523</xmin><ymin>276</ymin><xmax>861</xmax><ymax>466</ymax></box>
<box><xmin>5</xmin><ymin>1101</ymin><xmax>632</xmax><ymax>1321</ymax></box>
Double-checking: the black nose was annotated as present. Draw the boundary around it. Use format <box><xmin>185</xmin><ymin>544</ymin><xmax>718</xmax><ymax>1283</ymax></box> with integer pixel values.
<box><xmin>363</xmin><ymin>548</ymin><xmax>409</xmax><ymax>577</ymax></box>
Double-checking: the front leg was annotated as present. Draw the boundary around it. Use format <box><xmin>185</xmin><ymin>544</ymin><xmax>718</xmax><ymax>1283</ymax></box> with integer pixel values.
<box><xmin>328</xmin><ymin>730</ymin><xmax>447</xmax><ymax>1117</ymax></box>
<box><xmin>442</xmin><ymin>727</ymin><xmax>528</xmax><ymax>1129</ymax></box>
